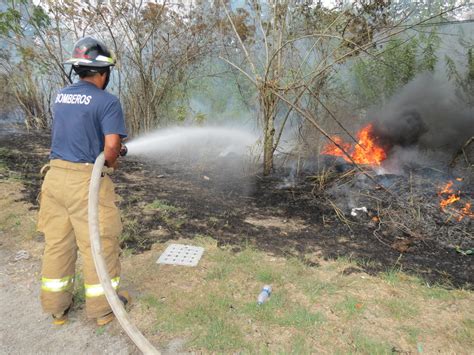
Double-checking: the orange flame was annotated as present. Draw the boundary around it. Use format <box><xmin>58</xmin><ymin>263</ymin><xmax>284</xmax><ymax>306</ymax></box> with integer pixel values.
<box><xmin>460</xmin><ymin>203</ymin><xmax>473</xmax><ymax>219</ymax></box>
<box><xmin>440</xmin><ymin>194</ymin><xmax>461</xmax><ymax>209</ymax></box>
<box><xmin>322</xmin><ymin>124</ymin><xmax>387</xmax><ymax>166</ymax></box>
<box><xmin>438</xmin><ymin>180</ymin><xmax>473</xmax><ymax>221</ymax></box>
<box><xmin>457</xmin><ymin>202</ymin><xmax>473</xmax><ymax>221</ymax></box>
<box><xmin>439</xmin><ymin>181</ymin><xmax>454</xmax><ymax>195</ymax></box>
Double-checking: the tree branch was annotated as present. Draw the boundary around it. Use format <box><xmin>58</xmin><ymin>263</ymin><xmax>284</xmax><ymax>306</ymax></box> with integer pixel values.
<box><xmin>219</xmin><ymin>0</ymin><xmax>258</xmax><ymax>80</ymax></box>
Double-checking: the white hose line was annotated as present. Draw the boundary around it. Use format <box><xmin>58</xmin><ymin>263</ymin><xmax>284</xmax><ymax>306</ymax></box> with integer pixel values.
<box><xmin>88</xmin><ymin>153</ymin><xmax>159</xmax><ymax>354</ymax></box>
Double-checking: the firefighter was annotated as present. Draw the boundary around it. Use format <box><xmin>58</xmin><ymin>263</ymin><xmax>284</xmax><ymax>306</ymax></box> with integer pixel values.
<box><xmin>37</xmin><ymin>36</ymin><xmax>129</xmax><ymax>326</ymax></box>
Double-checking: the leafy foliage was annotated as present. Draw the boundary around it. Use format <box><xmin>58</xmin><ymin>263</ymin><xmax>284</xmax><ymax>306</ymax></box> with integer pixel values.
<box><xmin>352</xmin><ymin>31</ymin><xmax>441</xmax><ymax>106</ymax></box>
<box><xmin>446</xmin><ymin>46</ymin><xmax>474</xmax><ymax>105</ymax></box>
<box><xmin>0</xmin><ymin>8</ymin><xmax>22</xmax><ymax>36</ymax></box>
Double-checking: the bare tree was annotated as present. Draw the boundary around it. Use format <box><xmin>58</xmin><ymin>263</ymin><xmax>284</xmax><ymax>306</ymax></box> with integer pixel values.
<box><xmin>86</xmin><ymin>1</ymin><xmax>220</xmax><ymax>134</ymax></box>
<box><xmin>0</xmin><ymin>1</ymin><xmax>71</xmax><ymax>128</ymax></box>
<box><xmin>219</xmin><ymin>0</ymin><xmax>466</xmax><ymax>175</ymax></box>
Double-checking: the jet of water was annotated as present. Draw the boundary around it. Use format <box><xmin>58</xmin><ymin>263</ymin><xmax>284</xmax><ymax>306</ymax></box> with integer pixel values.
<box><xmin>125</xmin><ymin>126</ymin><xmax>258</xmax><ymax>158</ymax></box>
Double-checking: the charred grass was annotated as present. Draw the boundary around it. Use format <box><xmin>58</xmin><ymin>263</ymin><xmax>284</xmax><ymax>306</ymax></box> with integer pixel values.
<box><xmin>2</xmin><ymin>130</ymin><xmax>472</xmax><ymax>289</ymax></box>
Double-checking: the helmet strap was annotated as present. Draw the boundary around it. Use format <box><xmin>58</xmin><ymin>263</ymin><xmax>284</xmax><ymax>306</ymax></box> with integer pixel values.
<box><xmin>102</xmin><ymin>67</ymin><xmax>111</xmax><ymax>90</ymax></box>
<box><xmin>67</xmin><ymin>66</ymin><xmax>73</xmax><ymax>84</ymax></box>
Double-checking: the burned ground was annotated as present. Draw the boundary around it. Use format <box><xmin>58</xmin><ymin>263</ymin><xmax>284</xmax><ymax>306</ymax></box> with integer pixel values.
<box><xmin>1</xmin><ymin>129</ymin><xmax>472</xmax><ymax>289</ymax></box>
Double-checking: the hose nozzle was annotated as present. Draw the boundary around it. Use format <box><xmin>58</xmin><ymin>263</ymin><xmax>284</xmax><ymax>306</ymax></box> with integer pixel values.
<box><xmin>120</xmin><ymin>144</ymin><xmax>128</xmax><ymax>157</ymax></box>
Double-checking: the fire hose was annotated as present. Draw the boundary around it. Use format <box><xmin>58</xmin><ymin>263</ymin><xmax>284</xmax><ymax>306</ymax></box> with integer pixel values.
<box><xmin>88</xmin><ymin>152</ymin><xmax>159</xmax><ymax>354</ymax></box>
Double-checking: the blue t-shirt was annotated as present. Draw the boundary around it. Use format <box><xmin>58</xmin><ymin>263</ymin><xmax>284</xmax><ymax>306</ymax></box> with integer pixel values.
<box><xmin>50</xmin><ymin>80</ymin><xmax>127</xmax><ymax>163</ymax></box>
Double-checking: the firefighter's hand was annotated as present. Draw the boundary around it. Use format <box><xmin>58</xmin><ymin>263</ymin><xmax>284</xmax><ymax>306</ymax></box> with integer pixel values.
<box><xmin>104</xmin><ymin>134</ymin><xmax>122</xmax><ymax>170</ymax></box>
<box><xmin>105</xmin><ymin>158</ymin><xmax>118</xmax><ymax>170</ymax></box>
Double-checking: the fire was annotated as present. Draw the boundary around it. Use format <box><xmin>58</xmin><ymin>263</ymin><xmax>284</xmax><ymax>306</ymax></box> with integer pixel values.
<box><xmin>322</xmin><ymin>124</ymin><xmax>387</xmax><ymax>166</ymax></box>
<box><xmin>440</xmin><ymin>194</ymin><xmax>461</xmax><ymax>209</ymax></box>
<box><xmin>461</xmin><ymin>203</ymin><xmax>472</xmax><ymax>217</ymax></box>
<box><xmin>438</xmin><ymin>180</ymin><xmax>473</xmax><ymax>221</ymax></box>
<box><xmin>457</xmin><ymin>203</ymin><xmax>473</xmax><ymax>221</ymax></box>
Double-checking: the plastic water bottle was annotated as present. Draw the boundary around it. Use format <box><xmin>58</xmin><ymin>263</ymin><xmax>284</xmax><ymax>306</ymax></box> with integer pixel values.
<box><xmin>257</xmin><ymin>285</ymin><xmax>272</xmax><ymax>305</ymax></box>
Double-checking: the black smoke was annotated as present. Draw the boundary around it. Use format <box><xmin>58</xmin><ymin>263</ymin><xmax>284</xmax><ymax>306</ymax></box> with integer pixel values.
<box><xmin>369</xmin><ymin>74</ymin><xmax>473</xmax><ymax>166</ymax></box>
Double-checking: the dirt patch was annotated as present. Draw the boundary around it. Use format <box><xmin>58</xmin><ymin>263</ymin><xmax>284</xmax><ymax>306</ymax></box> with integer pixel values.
<box><xmin>0</xmin><ymin>180</ymin><xmax>134</xmax><ymax>354</ymax></box>
<box><xmin>0</xmin><ymin>129</ymin><xmax>472</xmax><ymax>289</ymax></box>
<box><xmin>244</xmin><ymin>215</ymin><xmax>308</xmax><ymax>232</ymax></box>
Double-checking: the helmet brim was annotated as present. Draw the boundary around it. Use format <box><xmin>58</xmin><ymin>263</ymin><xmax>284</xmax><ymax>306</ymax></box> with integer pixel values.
<box><xmin>64</xmin><ymin>58</ymin><xmax>115</xmax><ymax>68</ymax></box>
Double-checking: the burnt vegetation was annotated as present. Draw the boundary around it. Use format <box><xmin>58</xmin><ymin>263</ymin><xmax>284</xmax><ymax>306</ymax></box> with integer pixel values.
<box><xmin>0</xmin><ymin>131</ymin><xmax>472</xmax><ymax>289</ymax></box>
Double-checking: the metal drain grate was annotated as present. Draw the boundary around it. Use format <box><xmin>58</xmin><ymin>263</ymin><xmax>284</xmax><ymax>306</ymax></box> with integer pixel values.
<box><xmin>156</xmin><ymin>244</ymin><xmax>204</xmax><ymax>267</ymax></box>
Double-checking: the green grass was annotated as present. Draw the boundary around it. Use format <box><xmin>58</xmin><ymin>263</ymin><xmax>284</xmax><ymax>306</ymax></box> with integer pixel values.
<box><xmin>382</xmin><ymin>268</ymin><xmax>403</xmax><ymax>285</ymax></box>
<box><xmin>4</xmin><ymin>213</ymin><xmax>21</xmax><ymax>228</ymax></box>
<box><xmin>142</xmin><ymin>294</ymin><xmax>163</xmax><ymax>309</ymax></box>
<box><xmin>400</xmin><ymin>326</ymin><xmax>421</xmax><ymax>345</ymax></box>
<box><xmin>277</xmin><ymin>305</ymin><xmax>325</xmax><ymax>329</ymax></box>
<box><xmin>0</xmin><ymin>147</ymin><xmax>12</xmax><ymax>161</ymax></box>
<box><xmin>143</xmin><ymin>292</ymin><xmax>249</xmax><ymax>351</ymax></box>
<box><xmin>131</xmin><ymin>239</ymin><xmax>473</xmax><ymax>353</ymax></box>
<box><xmin>119</xmin><ymin>217</ymin><xmax>142</xmax><ymax>245</ymax></box>
<box><xmin>142</xmin><ymin>295</ymin><xmax>182</xmax><ymax>332</ymax></box>
<box><xmin>335</xmin><ymin>296</ymin><xmax>365</xmax><ymax>319</ymax></box>
<box><xmin>302</xmin><ymin>279</ymin><xmax>338</xmax><ymax>300</ymax></box>
<box><xmin>73</xmin><ymin>273</ymin><xmax>85</xmax><ymax>306</ymax></box>
<box><xmin>205</xmin><ymin>263</ymin><xmax>234</xmax><ymax>280</ymax></box>
<box><xmin>289</xmin><ymin>334</ymin><xmax>312</xmax><ymax>354</ymax></box>
<box><xmin>242</xmin><ymin>292</ymin><xmax>325</xmax><ymax>329</ymax></box>
<box><xmin>191</xmin><ymin>318</ymin><xmax>247</xmax><ymax>351</ymax></box>
<box><xmin>421</xmin><ymin>285</ymin><xmax>457</xmax><ymax>300</ymax></box>
<box><xmin>95</xmin><ymin>326</ymin><xmax>106</xmax><ymax>336</ymax></box>
<box><xmin>233</xmin><ymin>245</ymin><xmax>259</xmax><ymax>265</ymax></box>
<box><xmin>0</xmin><ymin>161</ymin><xmax>7</xmax><ymax>174</ymax></box>
<box><xmin>144</xmin><ymin>199</ymin><xmax>186</xmax><ymax>230</ymax></box>
<box><xmin>207</xmin><ymin>216</ymin><xmax>219</xmax><ymax>227</ymax></box>
<box><xmin>0</xmin><ymin>148</ymin><xmax>25</xmax><ymax>181</ymax></box>
<box><xmin>256</xmin><ymin>267</ymin><xmax>283</xmax><ymax>284</ymax></box>
<box><xmin>242</xmin><ymin>291</ymin><xmax>289</xmax><ymax>323</ymax></box>
<box><xmin>161</xmin><ymin>214</ymin><xmax>186</xmax><ymax>230</ymax></box>
<box><xmin>352</xmin><ymin>332</ymin><xmax>392</xmax><ymax>354</ymax></box>
<box><xmin>456</xmin><ymin>318</ymin><xmax>474</xmax><ymax>346</ymax></box>
<box><xmin>381</xmin><ymin>298</ymin><xmax>419</xmax><ymax>320</ymax></box>
<box><xmin>193</xmin><ymin>234</ymin><xmax>216</xmax><ymax>247</ymax></box>
<box><xmin>146</xmin><ymin>199</ymin><xmax>181</xmax><ymax>213</ymax></box>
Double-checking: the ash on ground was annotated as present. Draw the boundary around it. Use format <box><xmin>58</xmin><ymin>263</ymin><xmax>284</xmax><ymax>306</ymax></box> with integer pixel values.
<box><xmin>325</xmin><ymin>167</ymin><xmax>473</xmax><ymax>252</ymax></box>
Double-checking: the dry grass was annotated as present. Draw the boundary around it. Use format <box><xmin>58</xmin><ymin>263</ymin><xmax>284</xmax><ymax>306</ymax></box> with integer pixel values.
<box><xmin>0</xmin><ymin>180</ymin><xmax>38</xmax><ymax>248</ymax></box>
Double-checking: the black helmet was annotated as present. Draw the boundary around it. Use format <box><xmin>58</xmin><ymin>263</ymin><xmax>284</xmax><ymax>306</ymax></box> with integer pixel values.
<box><xmin>65</xmin><ymin>36</ymin><xmax>115</xmax><ymax>68</ymax></box>
<box><xmin>65</xmin><ymin>37</ymin><xmax>115</xmax><ymax>89</ymax></box>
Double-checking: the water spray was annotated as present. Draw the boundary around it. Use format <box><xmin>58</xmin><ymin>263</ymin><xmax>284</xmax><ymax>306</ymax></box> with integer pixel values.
<box><xmin>123</xmin><ymin>126</ymin><xmax>257</xmax><ymax>157</ymax></box>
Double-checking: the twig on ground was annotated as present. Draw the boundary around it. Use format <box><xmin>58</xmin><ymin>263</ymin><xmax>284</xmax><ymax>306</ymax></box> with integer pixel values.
<box><xmin>393</xmin><ymin>253</ymin><xmax>403</xmax><ymax>268</ymax></box>
<box><xmin>327</xmin><ymin>199</ymin><xmax>353</xmax><ymax>231</ymax></box>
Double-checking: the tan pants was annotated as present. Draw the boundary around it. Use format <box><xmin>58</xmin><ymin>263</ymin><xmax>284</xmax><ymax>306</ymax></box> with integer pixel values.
<box><xmin>37</xmin><ymin>159</ymin><xmax>122</xmax><ymax>318</ymax></box>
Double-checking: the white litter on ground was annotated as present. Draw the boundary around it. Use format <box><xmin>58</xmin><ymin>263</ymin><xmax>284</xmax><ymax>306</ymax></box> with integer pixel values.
<box><xmin>156</xmin><ymin>244</ymin><xmax>204</xmax><ymax>267</ymax></box>
<box><xmin>351</xmin><ymin>207</ymin><xmax>368</xmax><ymax>216</ymax></box>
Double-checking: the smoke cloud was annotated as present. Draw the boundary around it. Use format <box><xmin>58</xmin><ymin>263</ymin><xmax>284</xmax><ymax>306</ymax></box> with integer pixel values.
<box><xmin>369</xmin><ymin>74</ymin><xmax>473</xmax><ymax>167</ymax></box>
